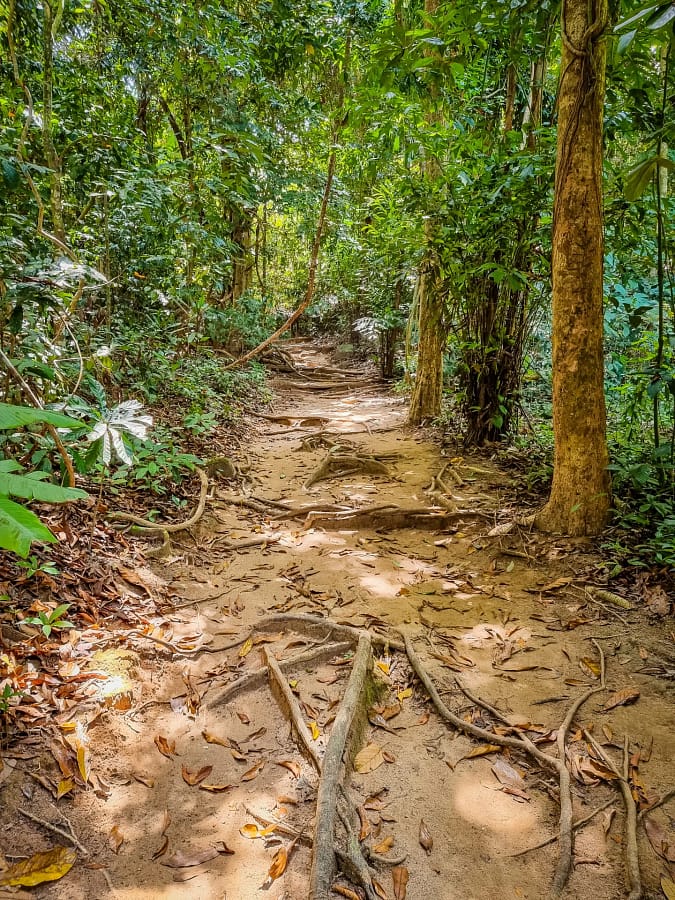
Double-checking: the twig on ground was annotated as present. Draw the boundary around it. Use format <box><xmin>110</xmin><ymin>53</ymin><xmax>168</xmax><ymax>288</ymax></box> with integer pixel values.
<box><xmin>18</xmin><ymin>807</ymin><xmax>89</xmax><ymax>856</ymax></box>
<box><xmin>637</xmin><ymin>786</ymin><xmax>675</xmax><ymax>820</ymax></box>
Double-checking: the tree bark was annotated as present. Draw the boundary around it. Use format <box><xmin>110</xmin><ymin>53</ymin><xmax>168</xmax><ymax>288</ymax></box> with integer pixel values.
<box><xmin>408</xmin><ymin>0</ymin><xmax>446</xmax><ymax>425</ymax></box>
<box><xmin>535</xmin><ymin>0</ymin><xmax>610</xmax><ymax>536</ymax></box>
<box><xmin>42</xmin><ymin>0</ymin><xmax>66</xmax><ymax>245</ymax></box>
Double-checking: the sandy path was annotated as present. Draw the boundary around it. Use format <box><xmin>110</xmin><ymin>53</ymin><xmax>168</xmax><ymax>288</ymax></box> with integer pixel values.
<box><xmin>6</xmin><ymin>341</ymin><xmax>674</xmax><ymax>900</ymax></box>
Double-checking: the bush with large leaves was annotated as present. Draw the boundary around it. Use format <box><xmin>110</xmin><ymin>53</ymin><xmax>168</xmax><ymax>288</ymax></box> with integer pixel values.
<box><xmin>0</xmin><ymin>404</ymin><xmax>87</xmax><ymax>557</ymax></box>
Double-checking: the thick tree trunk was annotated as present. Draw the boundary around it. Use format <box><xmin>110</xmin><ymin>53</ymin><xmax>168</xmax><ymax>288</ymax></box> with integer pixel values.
<box><xmin>536</xmin><ymin>0</ymin><xmax>610</xmax><ymax>536</ymax></box>
<box><xmin>409</xmin><ymin>238</ymin><xmax>445</xmax><ymax>422</ymax></box>
<box><xmin>408</xmin><ymin>0</ymin><xmax>446</xmax><ymax>425</ymax></box>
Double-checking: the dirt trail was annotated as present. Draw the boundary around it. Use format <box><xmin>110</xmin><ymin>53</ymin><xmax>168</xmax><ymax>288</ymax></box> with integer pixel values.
<box><xmin>4</xmin><ymin>341</ymin><xmax>674</xmax><ymax>900</ymax></box>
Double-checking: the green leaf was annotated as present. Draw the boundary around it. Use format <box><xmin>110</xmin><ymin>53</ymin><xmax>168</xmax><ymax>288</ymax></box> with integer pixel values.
<box><xmin>617</xmin><ymin>29</ymin><xmax>638</xmax><ymax>54</ymax></box>
<box><xmin>0</xmin><ymin>496</ymin><xmax>57</xmax><ymax>557</ymax></box>
<box><xmin>614</xmin><ymin>4</ymin><xmax>658</xmax><ymax>32</ymax></box>
<box><xmin>0</xmin><ymin>469</ymin><xmax>87</xmax><ymax>503</ymax></box>
<box><xmin>0</xmin><ymin>403</ymin><xmax>82</xmax><ymax>430</ymax></box>
<box><xmin>646</xmin><ymin>4</ymin><xmax>675</xmax><ymax>29</ymax></box>
<box><xmin>624</xmin><ymin>155</ymin><xmax>675</xmax><ymax>201</ymax></box>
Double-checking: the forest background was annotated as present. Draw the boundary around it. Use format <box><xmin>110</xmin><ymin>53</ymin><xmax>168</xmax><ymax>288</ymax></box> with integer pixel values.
<box><xmin>0</xmin><ymin>0</ymin><xmax>674</xmax><ymax>573</ymax></box>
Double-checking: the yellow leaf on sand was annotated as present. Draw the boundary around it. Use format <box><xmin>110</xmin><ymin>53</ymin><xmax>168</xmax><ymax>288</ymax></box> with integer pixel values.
<box><xmin>354</xmin><ymin>743</ymin><xmax>385</xmax><ymax>774</ymax></box>
<box><xmin>661</xmin><ymin>875</ymin><xmax>675</xmax><ymax>900</ymax></box>
<box><xmin>240</xmin><ymin>823</ymin><xmax>276</xmax><ymax>839</ymax></box>
<box><xmin>309</xmin><ymin>721</ymin><xmax>320</xmax><ymax>741</ymax></box>
<box><xmin>373</xmin><ymin>835</ymin><xmax>394</xmax><ymax>854</ymax></box>
<box><xmin>76</xmin><ymin>744</ymin><xmax>90</xmax><ymax>784</ymax></box>
<box><xmin>239</xmin><ymin>637</ymin><xmax>253</xmax><ymax>658</ymax></box>
<box><xmin>0</xmin><ymin>846</ymin><xmax>76</xmax><ymax>887</ymax></box>
<box><xmin>397</xmin><ymin>688</ymin><xmax>412</xmax><ymax>702</ymax></box>
<box><xmin>56</xmin><ymin>778</ymin><xmax>75</xmax><ymax>800</ymax></box>
<box><xmin>268</xmin><ymin>846</ymin><xmax>287</xmax><ymax>880</ymax></box>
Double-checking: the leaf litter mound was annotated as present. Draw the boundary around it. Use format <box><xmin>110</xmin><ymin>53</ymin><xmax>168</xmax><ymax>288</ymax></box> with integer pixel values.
<box><xmin>1</xmin><ymin>339</ymin><xmax>674</xmax><ymax>900</ymax></box>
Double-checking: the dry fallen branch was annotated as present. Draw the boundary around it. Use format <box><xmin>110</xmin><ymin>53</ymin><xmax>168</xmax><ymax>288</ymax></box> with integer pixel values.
<box><xmin>18</xmin><ymin>808</ymin><xmax>88</xmax><ymax>856</ymax></box>
<box><xmin>264</xmin><ymin>645</ymin><xmax>323</xmax><ymax>773</ymax></box>
<box><xmin>310</xmin><ymin>634</ymin><xmax>373</xmax><ymax>900</ymax></box>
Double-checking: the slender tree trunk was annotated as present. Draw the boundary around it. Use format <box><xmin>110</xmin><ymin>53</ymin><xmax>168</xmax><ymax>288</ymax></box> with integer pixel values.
<box><xmin>408</xmin><ymin>0</ymin><xmax>446</xmax><ymax>425</ymax></box>
<box><xmin>42</xmin><ymin>0</ymin><xmax>65</xmax><ymax>244</ymax></box>
<box><xmin>536</xmin><ymin>0</ymin><xmax>610</xmax><ymax>536</ymax></box>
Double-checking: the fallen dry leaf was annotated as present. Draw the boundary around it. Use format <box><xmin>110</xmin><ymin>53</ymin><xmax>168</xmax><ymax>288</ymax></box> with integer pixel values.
<box><xmin>358</xmin><ymin>806</ymin><xmax>371</xmax><ymax>841</ymax></box>
<box><xmin>239</xmin><ymin>637</ymin><xmax>253</xmax><ymax>658</ymax></box>
<box><xmin>603</xmin><ymin>689</ymin><xmax>640</xmax><ymax>711</ymax></box>
<box><xmin>0</xmin><ymin>847</ymin><xmax>77</xmax><ymax>887</ymax></box>
<box><xmin>181</xmin><ymin>765</ymin><xmax>213</xmax><ymax>787</ymax></box>
<box><xmin>392</xmin><ymin>865</ymin><xmax>409</xmax><ymax>899</ymax></box>
<box><xmin>644</xmin><ymin>816</ymin><xmax>675</xmax><ymax>863</ymax></box>
<box><xmin>161</xmin><ymin>847</ymin><xmax>219</xmax><ymax>868</ymax></box>
<box><xmin>276</xmin><ymin>760</ymin><xmax>301</xmax><ymax>779</ymax></box>
<box><xmin>131</xmin><ymin>771</ymin><xmax>155</xmax><ymax>788</ymax></box>
<box><xmin>236</xmin><ymin>710</ymin><xmax>250</xmax><ymax>725</ymax></box>
<box><xmin>332</xmin><ymin>886</ymin><xmax>361</xmax><ymax>900</ymax></box>
<box><xmin>172</xmin><ymin>864</ymin><xmax>209</xmax><ymax>882</ymax></box>
<box><xmin>108</xmin><ymin>825</ymin><xmax>124</xmax><ymax>854</ymax></box>
<box><xmin>373</xmin><ymin>835</ymin><xmax>394</xmax><ymax>854</ymax></box>
<box><xmin>268</xmin><ymin>846</ymin><xmax>288</xmax><ymax>881</ymax></box>
<box><xmin>373</xmin><ymin>878</ymin><xmax>388</xmax><ymax>899</ymax></box>
<box><xmin>154</xmin><ymin>735</ymin><xmax>177</xmax><ymax>759</ymax></box>
<box><xmin>419</xmin><ymin>819</ymin><xmax>433</xmax><ymax>855</ymax></box>
<box><xmin>662</xmin><ymin>875</ymin><xmax>675</xmax><ymax>900</ymax></box>
<box><xmin>458</xmin><ymin>744</ymin><xmax>502</xmax><ymax>763</ymax></box>
<box><xmin>579</xmin><ymin>657</ymin><xmax>601</xmax><ymax>679</ymax></box>
<box><xmin>201</xmin><ymin>730</ymin><xmax>230</xmax><ymax>749</ymax></box>
<box><xmin>309</xmin><ymin>721</ymin><xmax>320</xmax><ymax>740</ymax></box>
<box><xmin>241</xmin><ymin>760</ymin><xmax>265</xmax><ymax>782</ymax></box>
<box><xmin>240</xmin><ymin>823</ymin><xmax>276</xmax><ymax>839</ymax></box>
<box><xmin>199</xmin><ymin>782</ymin><xmax>235</xmax><ymax>793</ymax></box>
<box><xmin>56</xmin><ymin>778</ymin><xmax>75</xmax><ymax>800</ymax></box>
<box><xmin>354</xmin><ymin>743</ymin><xmax>385</xmax><ymax>774</ymax></box>
<box><xmin>151</xmin><ymin>835</ymin><xmax>169</xmax><ymax>860</ymax></box>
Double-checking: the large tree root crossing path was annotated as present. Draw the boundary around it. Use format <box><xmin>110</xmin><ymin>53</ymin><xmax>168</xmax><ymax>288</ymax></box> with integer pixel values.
<box><xmin>5</xmin><ymin>342</ymin><xmax>674</xmax><ymax>900</ymax></box>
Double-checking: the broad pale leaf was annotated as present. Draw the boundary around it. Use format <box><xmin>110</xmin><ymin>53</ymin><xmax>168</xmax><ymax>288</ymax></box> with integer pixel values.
<box><xmin>0</xmin><ymin>846</ymin><xmax>76</xmax><ymax>887</ymax></box>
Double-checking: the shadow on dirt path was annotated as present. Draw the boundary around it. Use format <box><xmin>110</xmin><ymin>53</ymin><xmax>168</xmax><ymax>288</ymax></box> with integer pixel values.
<box><xmin>4</xmin><ymin>340</ymin><xmax>674</xmax><ymax>900</ymax></box>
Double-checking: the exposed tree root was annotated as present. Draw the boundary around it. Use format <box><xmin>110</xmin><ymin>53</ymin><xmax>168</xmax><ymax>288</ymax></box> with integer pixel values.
<box><xmin>305</xmin><ymin>448</ymin><xmax>390</xmax><ymax>488</ymax></box>
<box><xmin>255</xmin><ymin>612</ymin><xmax>405</xmax><ymax>653</ymax></box>
<box><xmin>403</xmin><ymin>634</ymin><xmax>609</xmax><ymax>896</ymax></box>
<box><xmin>305</xmin><ymin>504</ymin><xmax>490</xmax><ymax>531</ymax></box>
<box><xmin>510</xmin><ymin>798</ymin><xmax>616</xmax><ymax>857</ymax></box>
<box><xmin>264</xmin><ymin>645</ymin><xmax>323</xmax><ymax>773</ymax></box>
<box><xmin>205</xmin><ymin>641</ymin><xmax>353</xmax><ymax>708</ymax></box>
<box><xmin>582</xmin><ymin>729</ymin><xmax>641</xmax><ymax>900</ymax></box>
<box><xmin>108</xmin><ymin>468</ymin><xmax>209</xmax><ymax>533</ymax></box>
<box><xmin>245</xmin><ymin>807</ymin><xmax>313</xmax><ymax>846</ymax></box>
<box><xmin>277</xmin><ymin>377</ymin><xmax>376</xmax><ymax>392</ymax></box>
<box><xmin>310</xmin><ymin>634</ymin><xmax>373</xmax><ymax>900</ymax></box>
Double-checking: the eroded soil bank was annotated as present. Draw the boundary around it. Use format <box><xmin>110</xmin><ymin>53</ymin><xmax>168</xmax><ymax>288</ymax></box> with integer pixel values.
<box><xmin>1</xmin><ymin>340</ymin><xmax>674</xmax><ymax>900</ymax></box>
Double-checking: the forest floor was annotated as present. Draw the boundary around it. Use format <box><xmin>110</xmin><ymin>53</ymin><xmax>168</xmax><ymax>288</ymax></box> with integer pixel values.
<box><xmin>1</xmin><ymin>340</ymin><xmax>674</xmax><ymax>900</ymax></box>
